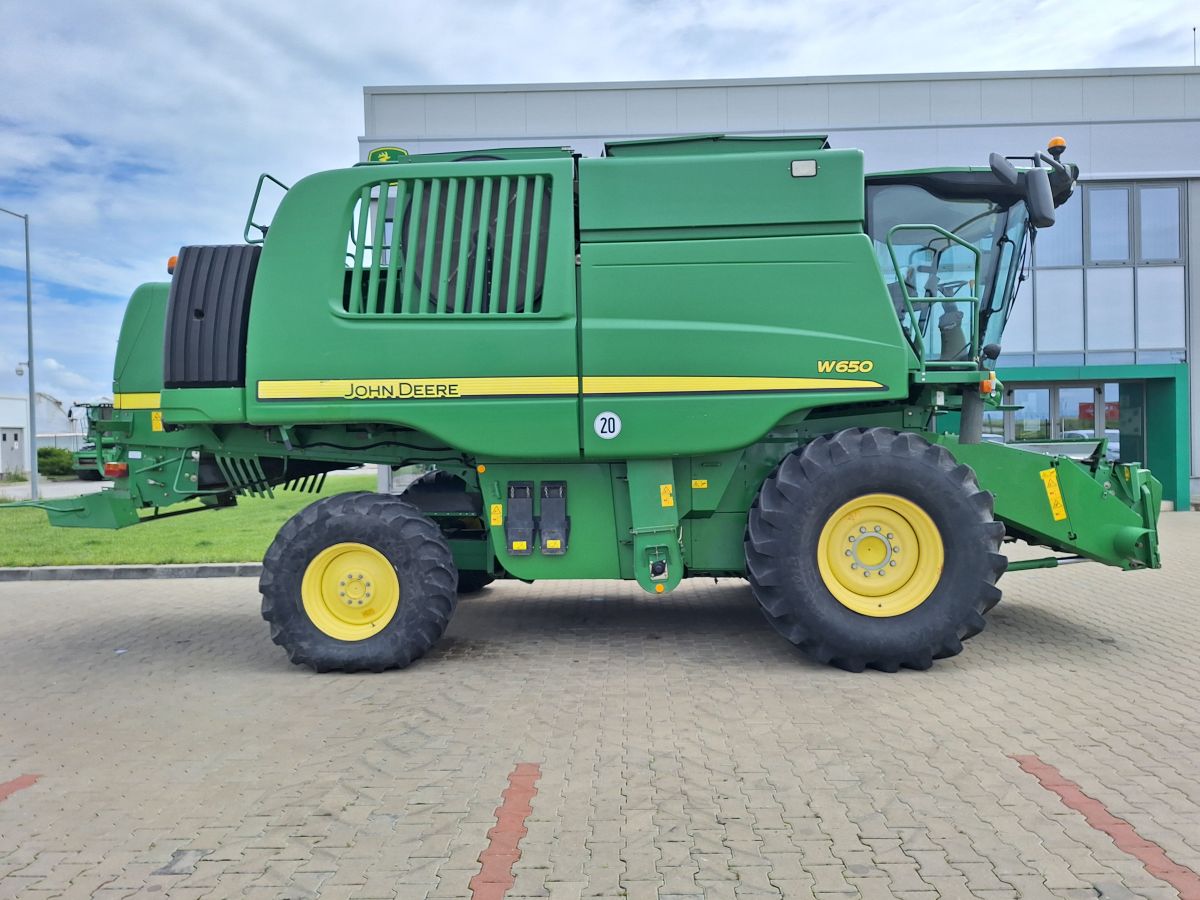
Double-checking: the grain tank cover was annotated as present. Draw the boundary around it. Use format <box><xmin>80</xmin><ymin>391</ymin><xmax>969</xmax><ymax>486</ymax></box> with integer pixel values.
<box><xmin>604</xmin><ymin>134</ymin><xmax>830</xmax><ymax>157</ymax></box>
<box><xmin>579</xmin><ymin>136</ymin><xmax>861</xmax><ymax>235</ymax></box>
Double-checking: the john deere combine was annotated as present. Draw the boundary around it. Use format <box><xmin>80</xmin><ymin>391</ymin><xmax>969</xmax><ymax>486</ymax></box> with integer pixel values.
<box><xmin>26</xmin><ymin>134</ymin><xmax>1161</xmax><ymax>672</ymax></box>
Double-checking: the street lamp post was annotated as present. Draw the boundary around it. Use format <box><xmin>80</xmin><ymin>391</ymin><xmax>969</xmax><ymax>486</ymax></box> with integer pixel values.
<box><xmin>0</xmin><ymin>206</ymin><xmax>37</xmax><ymax>501</ymax></box>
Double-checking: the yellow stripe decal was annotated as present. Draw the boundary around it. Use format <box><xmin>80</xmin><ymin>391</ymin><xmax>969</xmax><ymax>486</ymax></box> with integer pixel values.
<box><xmin>112</xmin><ymin>392</ymin><xmax>162</xmax><ymax>410</ymax></box>
<box><xmin>257</xmin><ymin>375</ymin><xmax>887</xmax><ymax>401</ymax></box>
<box><xmin>258</xmin><ymin>377</ymin><xmax>578</xmax><ymax>401</ymax></box>
<box><xmin>583</xmin><ymin>376</ymin><xmax>884</xmax><ymax>394</ymax></box>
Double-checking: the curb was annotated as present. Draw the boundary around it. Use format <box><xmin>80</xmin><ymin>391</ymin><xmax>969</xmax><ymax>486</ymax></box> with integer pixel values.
<box><xmin>0</xmin><ymin>563</ymin><xmax>262</xmax><ymax>582</ymax></box>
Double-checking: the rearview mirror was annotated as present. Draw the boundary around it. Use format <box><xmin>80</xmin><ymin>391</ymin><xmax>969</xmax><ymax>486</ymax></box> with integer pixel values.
<box><xmin>989</xmin><ymin>152</ymin><xmax>1019</xmax><ymax>186</ymax></box>
<box><xmin>1023</xmin><ymin>167</ymin><xmax>1055</xmax><ymax>228</ymax></box>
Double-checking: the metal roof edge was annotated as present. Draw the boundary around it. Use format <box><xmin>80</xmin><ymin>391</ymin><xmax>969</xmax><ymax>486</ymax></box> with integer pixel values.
<box><xmin>363</xmin><ymin>66</ymin><xmax>1199</xmax><ymax>95</ymax></box>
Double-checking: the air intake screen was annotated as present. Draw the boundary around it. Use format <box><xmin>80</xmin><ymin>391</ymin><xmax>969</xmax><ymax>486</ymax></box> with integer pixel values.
<box><xmin>344</xmin><ymin>174</ymin><xmax>553</xmax><ymax>316</ymax></box>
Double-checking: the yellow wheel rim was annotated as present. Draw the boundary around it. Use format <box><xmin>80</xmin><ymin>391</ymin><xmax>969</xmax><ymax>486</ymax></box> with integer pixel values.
<box><xmin>816</xmin><ymin>493</ymin><xmax>944</xmax><ymax>617</ymax></box>
<box><xmin>301</xmin><ymin>542</ymin><xmax>400</xmax><ymax>641</ymax></box>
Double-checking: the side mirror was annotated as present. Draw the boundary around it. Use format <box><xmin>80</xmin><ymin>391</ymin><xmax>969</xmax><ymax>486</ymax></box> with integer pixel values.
<box><xmin>990</xmin><ymin>153</ymin><xmax>1019</xmax><ymax>186</ymax></box>
<box><xmin>1022</xmin><ymin>167</ymin><xmax>1055</xmax><ymax>228</ymax></box>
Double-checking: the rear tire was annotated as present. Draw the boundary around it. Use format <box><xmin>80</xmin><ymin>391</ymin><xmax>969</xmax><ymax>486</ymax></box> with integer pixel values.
<box><xmin>400</xmin><ymin>471</ymin><xmax>495</xmax><ymax>596</ymax></box>
<box><xmin>260</xmin><ymin>492</ymin><xmax>457</xmax><ymax>673</ymax></box>
<box><xmin>745</xmin><ymin>427</ymin><xmax>1005</xmax><ymax>672</ymax></box>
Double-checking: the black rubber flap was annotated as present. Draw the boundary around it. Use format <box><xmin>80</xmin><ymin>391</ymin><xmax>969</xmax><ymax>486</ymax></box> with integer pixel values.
<box><xmin>164</xmin><ymin>244</ymin><xmax>261</xmax><ymax>388</ymax></box>
<box><xmin>504</xmin><ymin>482</ymin><xmax>535</xmax><ymax>556</ymax></box>
<box><xmin>539</xmin><ymin>482</ymin><xmax>569</xmax><ymax>555</ymax></box>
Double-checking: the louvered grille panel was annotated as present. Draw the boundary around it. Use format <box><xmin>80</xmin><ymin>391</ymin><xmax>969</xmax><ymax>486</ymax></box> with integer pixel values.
<box><xmin>344</xmin><ymin>174</ymin><xmax>552</xmax><ymax>316</ymax></box>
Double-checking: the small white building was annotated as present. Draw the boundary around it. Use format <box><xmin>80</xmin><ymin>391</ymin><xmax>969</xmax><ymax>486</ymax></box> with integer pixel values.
<box><xmin>0</xmin><ymin>396</ymin><xmax>29</xmax><ymax>476</ymax></box>
<box><xmin>0</xmin><ymin>392</ymin><xmax>89</xmax><ymax>475</ymax></box>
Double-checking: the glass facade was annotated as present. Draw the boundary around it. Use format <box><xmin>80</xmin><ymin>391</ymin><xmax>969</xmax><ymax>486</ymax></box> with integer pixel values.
<box><xmin>989</xmin><ymin>381</ymin><xmax>1146</xmax><ymax>465</ymax></box>
<box><xmin>998</xmin><ymin>181</ymin><xmax>1187</xmax><ymax>368</ymax></box>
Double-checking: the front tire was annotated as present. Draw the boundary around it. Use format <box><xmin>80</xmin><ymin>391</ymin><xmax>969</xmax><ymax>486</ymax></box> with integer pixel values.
<box><xmin>745</xmin><ymin>427</ymin><xmax>1005</xmax><ymax>672</ymax></box>
<box><xmin>260</xmin><ymin>492</ymin><xmax>457</xmax><ymax>672</ymax></box>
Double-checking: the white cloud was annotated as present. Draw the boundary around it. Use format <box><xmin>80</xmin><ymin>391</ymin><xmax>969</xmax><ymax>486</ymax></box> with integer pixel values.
<box><xmin>0</xmin><ymin>281</ymin><xmax>122</xmax><ymax>405</ymax></box>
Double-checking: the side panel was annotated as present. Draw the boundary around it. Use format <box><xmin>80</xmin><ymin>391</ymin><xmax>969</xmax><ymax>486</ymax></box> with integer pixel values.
<box><xmin>477</xmin><ymin>463</ymin><xmax>622</xmax><ymax>579</ymax></box>
<box><xmin>113</xmin><ymin>283</ymin><xmax>169</xmax><ymax>396</ymax></box>
<box><xmin>241</xmin><ymin>158</ymin><xmax>580</xmax><ymax>459</ymax></box>
<box><xmin>578</xmin><ymin>234</ymin><xmax>910</xmax><ymax>457</ymax></box>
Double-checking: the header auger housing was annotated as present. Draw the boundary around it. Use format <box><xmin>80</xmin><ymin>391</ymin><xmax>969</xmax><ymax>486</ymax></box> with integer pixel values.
<box><xmin>23</xmin><ymin>134</ymin><xmax>1160</xmax><ymax>672</ymax></box>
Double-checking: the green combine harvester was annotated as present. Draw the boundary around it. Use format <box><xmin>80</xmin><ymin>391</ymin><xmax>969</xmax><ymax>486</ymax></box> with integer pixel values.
<box><xmin>23</xmin><ymin>134</ymin><xmax>1161</xmax><ymax>673</ymax></box>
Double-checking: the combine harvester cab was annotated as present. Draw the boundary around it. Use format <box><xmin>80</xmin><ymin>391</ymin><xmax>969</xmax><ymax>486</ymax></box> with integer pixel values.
<box><xmin>860</xmin><ymin>140</ymin><xmax>1161</xmax><ymax>575</ymax></box>
<box><xmin>19</xmin><ymin>134</ymin><xmax>1161</xmax><ymax>673</ymax></box>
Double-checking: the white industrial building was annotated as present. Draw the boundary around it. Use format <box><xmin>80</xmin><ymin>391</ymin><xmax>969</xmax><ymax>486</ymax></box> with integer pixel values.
<box><xmin>361</xmin><ymin>66</ymin><xmax>1199</xmax><ymax>505</ymax></box>
<box><xmin>0</xmin><ymin>392</ymin><xmax>86</xmax><ymax>476</ymax></box>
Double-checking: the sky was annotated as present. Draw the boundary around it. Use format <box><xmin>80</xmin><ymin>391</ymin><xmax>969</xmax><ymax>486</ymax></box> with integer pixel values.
<box><xmin>0</xmin><ymin>0</ymin><xmax>1195</xmax><ymax>406</ymax></box>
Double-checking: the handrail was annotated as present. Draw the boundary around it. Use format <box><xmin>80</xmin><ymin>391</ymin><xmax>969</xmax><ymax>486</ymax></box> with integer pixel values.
<box><xmin>243</xmin><ymin>173</ymin><xmax>291</xmax><ymax>245</ymax></box>
<box><xmin>885</xmin><ymin>223</ymin><xmax>983</xmax><ymax>369</ymax></box>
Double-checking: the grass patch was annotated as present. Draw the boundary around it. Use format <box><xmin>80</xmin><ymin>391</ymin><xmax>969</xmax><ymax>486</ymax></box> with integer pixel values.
<box><xmin>0</xmin><ymin>475</ymin><xmax>376</xmax><ymax>567</ymax></box>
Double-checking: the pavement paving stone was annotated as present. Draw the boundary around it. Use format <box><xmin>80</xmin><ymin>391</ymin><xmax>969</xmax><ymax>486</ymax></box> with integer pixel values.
<box><xmin>2</xmin><ymin>513</ymin><xmax>1200</xmax><ymax>897</ymax></box>
<box><xmin>727</xmin><ymin>866</ymin><xmax>777</xmax><ymax>894</ymax></box>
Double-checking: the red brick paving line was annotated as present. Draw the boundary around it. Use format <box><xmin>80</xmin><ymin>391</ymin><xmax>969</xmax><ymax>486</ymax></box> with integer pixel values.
<box><xmin>469</xmin><ymin>763</ymin><xmax>541</xmax><ymax>900</ymax></box>
<box><xmin>0</xmin><ymin>774</ymin><xmax>40</xmax><ymax>803</ymax></box>
<box><xmin>1012</xmin><ymin>754</ymin><xmax>1200</xmax><ymax>900</ymax></box>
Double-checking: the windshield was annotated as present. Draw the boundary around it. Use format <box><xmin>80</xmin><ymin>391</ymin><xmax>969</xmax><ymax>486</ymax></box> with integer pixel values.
<box><xmin>866</xmin><ymin>180</ymin><xmax>1031</xmax><ymax>363</ymax></box>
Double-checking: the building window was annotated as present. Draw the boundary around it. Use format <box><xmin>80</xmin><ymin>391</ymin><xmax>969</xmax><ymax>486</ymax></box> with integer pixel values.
<box><xmin>1033</xmin><ymin>269</ymin><xmax>1083</xmax><ymax>351</ymax></box>
<box><xmin>1138</xmin><ymin>186</ymin><xmax>1182</xmax><ymax>262</ymax></box>
<box><xmin>1136</xmin><ymin>267</ymin><xmax>1186</xmax><ymax>349</ymax></box>
<box><xmin>1086</xmin><ymin>188</ymin><xmax>1130</xmax><ymax>263</ymax></box>
<box><xmin>1085</xmin><ymin>268</ymin><xmax>1134</xmax><ymax>350</ymax></box>
<box><xmin>1012</xmin><ymin>388</ymin><xmax>1050</xmax><ymax>440</ymax></box>
<box><xmin>1016</xmin><ymin>180</ymin><xmax>1187</xmax><ymax>366</ymax></box>
<box><xmin>1034</xmin><ymin>195</ymin><xmax>1081</xmax><ymax>267</ymax></box>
